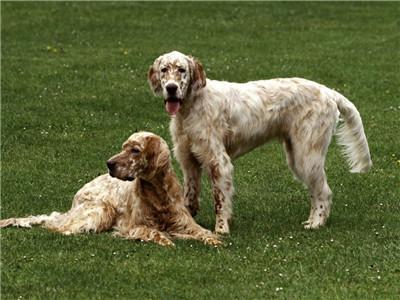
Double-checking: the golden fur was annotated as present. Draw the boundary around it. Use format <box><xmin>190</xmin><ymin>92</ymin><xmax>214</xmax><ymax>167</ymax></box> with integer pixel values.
<box><xmin>0</xmin><ymin>132</ymin><xmax>221</xmax><ymax>247</ymax></box>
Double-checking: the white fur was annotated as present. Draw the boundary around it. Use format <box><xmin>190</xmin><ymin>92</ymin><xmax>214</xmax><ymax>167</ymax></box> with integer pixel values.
<box><xmin>148</xmin><ymin>51</ymin><xmax>372</xmax><ymax>234</ymax></box>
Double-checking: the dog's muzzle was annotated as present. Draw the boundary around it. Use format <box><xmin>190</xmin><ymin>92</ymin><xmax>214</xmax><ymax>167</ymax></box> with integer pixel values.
<box><xmin>166</xmin><ymin>83</ymin><xmax>178</xmax><ymax>96</ymax></box>
<box><xmin>107</xmin><ymin>160</ymin><xmax>135</xmax><ymax>181</ymax></box>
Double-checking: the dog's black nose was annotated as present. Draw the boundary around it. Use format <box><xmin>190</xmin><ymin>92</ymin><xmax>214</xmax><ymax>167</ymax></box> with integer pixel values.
<box><xmin>107</xmin><ymin>160</ymin><xmax>116</xmax><ymax>172</ymax></box>
<box><xmin>166</xmin><ymin>83</ymin><xmax>178</xmax><ymax>95</ymax></box>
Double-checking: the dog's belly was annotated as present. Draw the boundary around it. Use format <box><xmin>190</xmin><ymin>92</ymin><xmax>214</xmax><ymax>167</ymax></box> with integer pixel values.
<box><xmin>223</xmin><ymin>103</ymin><xmax>282</xmax><ymax>159</ymax></box>
<box><xmin>225</xmin><ymin>128</ymin><xmax>276</xmax><ymax>159</ymax></box>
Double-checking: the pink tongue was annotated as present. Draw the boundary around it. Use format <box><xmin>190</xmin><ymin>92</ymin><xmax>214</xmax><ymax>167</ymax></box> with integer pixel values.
<box><xmin>165</xmin><ymin>101</ymin><xmax>180</xmax><ymax>115</ymax></box>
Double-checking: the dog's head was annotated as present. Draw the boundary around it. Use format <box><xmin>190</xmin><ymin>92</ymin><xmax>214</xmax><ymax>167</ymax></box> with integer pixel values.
<box><xmin>107</xmin><ymin>132</ymin><xmax>170</xmax><ymax>181</ymax></box>
<box><xmin>148</xmin><ymin>51</ymin><xmax>206</xmax><ymax>116</ymax></box>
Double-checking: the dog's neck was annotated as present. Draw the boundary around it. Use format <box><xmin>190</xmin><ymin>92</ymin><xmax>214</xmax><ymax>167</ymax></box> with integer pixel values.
<box><xmin>175</xmin><ymin>89</ymin><xmax>203</xmax><ymax>120</ymax></box>
<box><xmin>136</xmin><ymin>167</ymin><xmax>183</xmax><ymax>211</ymax></box>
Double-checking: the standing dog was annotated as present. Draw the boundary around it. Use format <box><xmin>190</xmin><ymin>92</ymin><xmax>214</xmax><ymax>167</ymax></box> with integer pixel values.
<box><xmin>148</xmin><ymin>51</ymin><xmax>372</xmax><ymax>234</ymax></box>
<box><xmin>0</xmin><ymin>131</ymin><xmax>221</xmax><ymax>246</ymax></box>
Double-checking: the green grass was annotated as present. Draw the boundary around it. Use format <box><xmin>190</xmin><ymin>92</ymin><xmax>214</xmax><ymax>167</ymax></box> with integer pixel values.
<box><xmin>1</xmin><ymin>2</ymin><xmax>399</xmax><ymax>299</ymax></box>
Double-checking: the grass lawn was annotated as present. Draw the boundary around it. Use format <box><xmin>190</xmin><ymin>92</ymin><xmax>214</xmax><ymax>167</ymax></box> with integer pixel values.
<box><xmin>1</xmin><ymin>2</ymin><xmax>399</xmax><ymax>299</ymax></box>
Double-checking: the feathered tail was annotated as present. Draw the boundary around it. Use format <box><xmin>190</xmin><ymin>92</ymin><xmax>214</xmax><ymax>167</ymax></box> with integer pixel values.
<box><xmin>334</xmin><ymin>93</ymin><xmax>372</xmax><ymax>173</ymax></box>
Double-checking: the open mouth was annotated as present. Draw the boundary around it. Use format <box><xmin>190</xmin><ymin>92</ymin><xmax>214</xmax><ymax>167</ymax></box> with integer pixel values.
<box><xmin>164</xmin><ymin>97</ymin><xmax>182</xmax><ymax>116</ymax></box>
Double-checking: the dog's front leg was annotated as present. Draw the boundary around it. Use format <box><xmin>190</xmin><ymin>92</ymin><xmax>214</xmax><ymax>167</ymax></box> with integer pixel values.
<box><xmin>206</xmin><ymin>151</ymin><xmax>234</xmax><ymax>234</ymax></box>
<box><xmin>174</xmin><ymin>143</ymin><xmax>202</xmax><ymax>216</ymax></box>
<box><xmin>171</xmin><ymin>229</ymin><xmax>222</xmax><ymax>246</ymax></box>
<box><xmin>114</xmin><ymin>226</ymin><xmax>174</xmax><ymax>247</ymax></box>
<box><xmin>169</xmin><ymin>209</ymin><xmax>222</xmax><ymax>246</ymax></box>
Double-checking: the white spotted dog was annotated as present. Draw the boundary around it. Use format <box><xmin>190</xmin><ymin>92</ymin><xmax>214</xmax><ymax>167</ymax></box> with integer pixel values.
<box><xmin>148</xmin><ymin>51</ymin><xmax>372</xmax><ymax>234</ymax></box>
<box><xmin>0</xmin><ymin>132</ymin><xmax>221</xmax><ymax>247</ymax></box>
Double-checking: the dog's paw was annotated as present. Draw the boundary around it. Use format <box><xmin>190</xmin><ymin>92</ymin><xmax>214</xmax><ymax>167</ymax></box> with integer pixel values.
<box><xmin>303</xmin><ymin>205</ymin><xmax>329</xmax><ymax>229</ymax></box>
<box><xmin>204</xmin><ymin>236</ymin><xmax>223</xmax><ymax>247</ymax></box>
<box><xmin>158</xmin><ymin>237</ymin><xmax>175</xmax><ymax>247</ymax></box>
<box><xmin>302</xmin><ymin>217</ymin><xmax>326</xmax><ymax>229</ymax></box>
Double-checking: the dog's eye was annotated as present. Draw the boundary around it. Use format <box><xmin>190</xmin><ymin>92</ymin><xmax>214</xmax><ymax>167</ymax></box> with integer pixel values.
<box><xmin>161</xmin><ymin>67</ymin><xmax>168</xmax><ymax>73</ymax></box>
<box><xmin>131</xmin><ymin>148</ymin><xmax>140</xmax><ymax>155</ymax></box>
<box><xmin>178</xmin><ymin>68</ymin><xmax>186</xmax><ymax>73</ymax></box>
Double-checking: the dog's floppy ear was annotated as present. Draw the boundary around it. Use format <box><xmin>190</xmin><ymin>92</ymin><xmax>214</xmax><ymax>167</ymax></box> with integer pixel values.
<box><xmin>147</xmin><ymin>59</ymin><xmax>162</xmax><ymax>95</ymax></box>
<box><xmin>155</xmin><ymin>144</ymin><xmax>170</xmax><ymax>171</ymax></box>
<box><xmin>189</xmin><ymin>56</ymin><xmax>206</xmax><ymax>91</ymax></box>
<box><xmin>145</xmin><ymin>136</ymin><xmax>170</xmax><ymax>177</ymax></box>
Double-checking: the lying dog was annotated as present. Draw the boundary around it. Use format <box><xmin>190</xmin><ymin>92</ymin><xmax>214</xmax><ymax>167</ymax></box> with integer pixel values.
<box><xmin>0</xmin><ymin>131</ymin><xmax>221</xmax><ymax>246</ymax></box>
<box><xmin>148</xmin><ymin>51</ymin><xmax>372</xmax><ymax>234</ymax></box>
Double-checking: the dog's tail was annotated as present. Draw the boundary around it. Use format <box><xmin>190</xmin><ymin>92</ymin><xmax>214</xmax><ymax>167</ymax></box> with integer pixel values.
<box><xmin>334</xmin><ymin>93</ymin><xmax>372</xmax><ymax>173</ymax></box>
<box><xmin>0</xmin><ymin>204</ymin><xmax>115</xmax><ymax>234</ymax></box>
<box><xmin>0</xmin><ymin>212</ymin><xmax>63</xmax><ymax>229</ymax></box>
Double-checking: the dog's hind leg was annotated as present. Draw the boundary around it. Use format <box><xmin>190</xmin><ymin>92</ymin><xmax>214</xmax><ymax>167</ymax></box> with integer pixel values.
<box><xmin>44</xmin><ymin>203</ymin><xmax>116</xmax><ymax>235</ymax></box>
<box><xmin>288</xmin><ymin>111</ymin><xmax>336</xmax><ymax>229</ymax></box>
<box><xmin>302</xmin><ymin>165</ymin><xmax>333</xmax><ymax>229</ymax></box>
<box><xmin>290</xmin><ymin>147</ymin><xmax>333</xmax><ymax>229</ymax></box>
<box><xmin>283</xmin><ymin>137</ymin><xmax>301</xmax><ymax>181</ymax></box>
